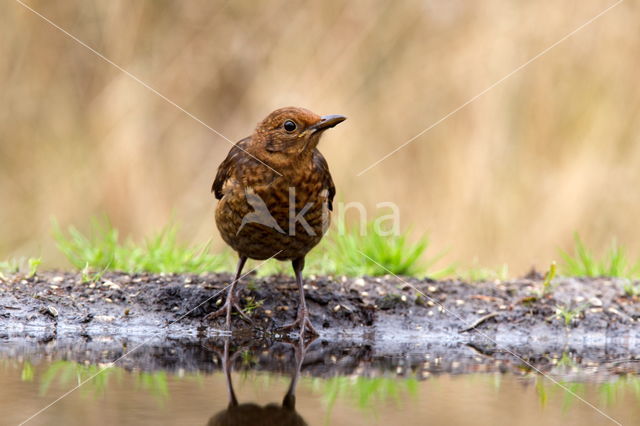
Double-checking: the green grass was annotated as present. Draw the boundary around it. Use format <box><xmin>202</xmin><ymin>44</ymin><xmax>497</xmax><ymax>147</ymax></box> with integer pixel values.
<box><xmin>0</xmin><ymin>256</ymin><xmax>41</xmax><ymax>279</ymax></box>
<box><xmin>230</xmin><ymin>222</ymin><xmax>452</xmax><ymax>278</ymax></box>
<box><xmin>559</xmin><ymin>234</ymin><xmax>640</xmax><ymax>278</ymax></box>
<box><xmin>302</xmin><ymin>221</ymin><xmax>453</xmax><ymax>278</ymax></box>
<box><xmin>552</xmin><ymin>303</ymin><xmax>587</xmax><ymax>326</ymax></box>
<box><xmin>531</xmin><ymin>261</ymin><xmax>557</xmax><ymax>298</ymax></box>
<box><xmin>54</xmin><ymin>217</ymin><xmax>450</xmax><ymax>278</ymax></box>
<box><xmin>622</xmin><ymin>280</ymin><xmax>640</xmax><ymax>297</ymax></box>
<box><xmin>38</xmin><ymin>219</ymin><xmax>640</xmax><ymax>284</ymax></box>
<box><xmin>460</xmin><ymin>261</ymin><xmax>509</xmax><ymax>282</ymax></box>
<box><xmin>53</xmin><ymin>219</ymin><xmax>232</xmax><ymax>274</ymax></box>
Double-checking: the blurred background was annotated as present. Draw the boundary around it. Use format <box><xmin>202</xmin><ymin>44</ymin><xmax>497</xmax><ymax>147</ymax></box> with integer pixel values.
<box><xmin>1</xmin><ymin>0</ymin><xmax>638</xmax><ymax>275</ymax></box>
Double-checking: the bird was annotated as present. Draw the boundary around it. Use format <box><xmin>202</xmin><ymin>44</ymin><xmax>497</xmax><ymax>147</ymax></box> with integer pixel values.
<box><xmin>206</xmin><ymin>107</ymin><xmax>346</xmax><ymax>336</ymax></box>
<box><xmin>207</xmin><ymin>336</ymin><xmax>312</xmax><ymax>426</ymax></box>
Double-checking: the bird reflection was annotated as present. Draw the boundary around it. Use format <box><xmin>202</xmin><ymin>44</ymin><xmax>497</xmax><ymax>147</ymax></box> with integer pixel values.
<box><xmin>207</xmin><ymin>336</ymin><xmax>314</xmax><ymax>426</ymax></box>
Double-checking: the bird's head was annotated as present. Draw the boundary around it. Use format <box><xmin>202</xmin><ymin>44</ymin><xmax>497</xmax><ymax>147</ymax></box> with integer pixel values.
<box><xmin>253</xmin><ymin>107</ymin><xmax>346</xmax><ymax>160</ymax></box>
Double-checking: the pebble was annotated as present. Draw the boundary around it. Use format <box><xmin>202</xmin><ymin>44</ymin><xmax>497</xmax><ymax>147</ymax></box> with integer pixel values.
<box><xmin>455</xmin><ymin>299</ymin><xmax>465</xmax><ymax>305</ymax></box>
<box><xmin>52</xmin><ymin>276</ymin><xmax>64</xmax><ymax>283</ymax></box>
<box><xmin>588</xmin><ymin>297</ymin><xmax>603</xmax><ymax>307</ymax></box>
<box><xmin>103</xmin><ymin>280</ymin><xmax>120</xmax><ymax>290</ymax></box>
<box><xmin>94</xmin><ymin>315</ymin><xmax>116</xmax><ymax>322</ymax></box>
<box><xmin>354</xmin><ymin>278</ymin><xmax>366</xmax><ymax>287</ymax></box>
<box><xmin>428</xmin><ymin>286</ymin><xmax>437</xmax><ymax>292</ymax></box>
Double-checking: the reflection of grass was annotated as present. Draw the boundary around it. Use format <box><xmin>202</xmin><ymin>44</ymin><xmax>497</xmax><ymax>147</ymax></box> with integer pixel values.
<box><xmin>26</xmin><ymin>361</ymin><xmax>176</xmax><ymax>402</ymax></box>
<box><xmin>560</xmin><ymin>234</ymin><xmax>640</xmax><ymax>278</ymax></box>
<box><xmin>21</xmin><ymin>361</ymin><xmax>35</xmax><ymax>382</ymax></box>
<box><xmin>309</xmin><ymin>375</ymin><xmax>418</xmax><ymax>423</ymax></box>
<box><xmin>136</xmin><ymin>371</ymin><xmax>169</xmax><ymax>399</ymax></box>
<box><xmin>534</xmin><ymin>374</ymin><xmax>640</xmax><ymax>409</ymax></box>
<box><xmin>39</xmin><ymin>360</ymin><xmax>123</xmax><ymax>397</ymax></box>
<box><xmin>53</xmin><ymin>218</ymin><xmax>232</xmax><ymax>274</ymax></box>
<box><xmin>32</xmin><ymin>360</ymin><xmax>173</xmax><ymax>402</ymax></box>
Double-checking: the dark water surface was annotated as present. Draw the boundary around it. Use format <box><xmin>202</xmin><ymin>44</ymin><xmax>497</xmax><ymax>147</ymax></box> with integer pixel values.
<box><xmin>2</xmin><ymin>336</ymin><xmax>639</xmax><ymax>425</ymax></box>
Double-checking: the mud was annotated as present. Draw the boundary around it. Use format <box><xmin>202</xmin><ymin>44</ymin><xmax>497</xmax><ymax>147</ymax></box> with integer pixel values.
<box><xmin>1</xmin><ymin>271</ymin><xmax>640</xmax><ymax>374</ymax></box>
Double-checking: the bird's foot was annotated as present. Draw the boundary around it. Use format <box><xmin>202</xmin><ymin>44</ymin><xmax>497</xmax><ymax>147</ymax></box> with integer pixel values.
<box><xmin>279</xmin><ymin>308</ymin><xmax>319</xmax><ymax>336</ymax></box>
<box><xmin>204</xmin><ymin>295</ymin><xmax>254</xmax><ymax>329</ymax></box>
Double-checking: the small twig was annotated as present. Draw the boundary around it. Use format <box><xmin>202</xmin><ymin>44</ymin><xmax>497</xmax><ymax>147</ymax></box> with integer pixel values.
<box><xmin>459</xmin><ymin>312</ymin><xmax>499</xmax><ymax>333</ymax></box>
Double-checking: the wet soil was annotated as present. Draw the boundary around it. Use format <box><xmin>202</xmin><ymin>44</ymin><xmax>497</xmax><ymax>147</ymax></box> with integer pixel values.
<box><xmin>1</xmin><ymin>271</ymin><xmax>640</xmax><ymax>375</ymax></box>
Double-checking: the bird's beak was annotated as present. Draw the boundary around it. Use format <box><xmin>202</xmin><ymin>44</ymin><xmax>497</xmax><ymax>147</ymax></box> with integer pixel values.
<box><xmin>307</xmin><ymin>114</ymin><xmax>346</xmax><ymax>134</ymax></box>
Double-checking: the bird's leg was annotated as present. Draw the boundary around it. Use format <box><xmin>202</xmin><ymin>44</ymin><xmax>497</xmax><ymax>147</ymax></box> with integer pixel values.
<box><xmin>204</xmin><ymin>256</ymin><xmax>253</xmax><ymax>328</ymax></box>
<box><xmin>282</xmin><ymin>334</ymin><xmax>316</xmax><ymax>410</ymax></box>
<box><xmin>221</xmin><ymin>337</ymin><xmax>238</xmax><ymax>407</ymax></box>
<box><xmin>279</xmin><ymin>257</ymin><xmax>319</xmax><ymax>336</ymax></box>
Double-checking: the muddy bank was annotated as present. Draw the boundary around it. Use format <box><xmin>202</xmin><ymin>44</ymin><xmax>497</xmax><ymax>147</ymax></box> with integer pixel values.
<box><xmin>1</xmin><ymin>271</ymin><xmax>639</xmax><ymax>348</ymax></box>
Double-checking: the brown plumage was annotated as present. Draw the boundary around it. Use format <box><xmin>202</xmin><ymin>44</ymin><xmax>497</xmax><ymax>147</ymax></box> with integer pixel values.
<box><xmin>206</xmin><ymin>107</ymin><xmax>346</xmax><ymax>335</ymax></box>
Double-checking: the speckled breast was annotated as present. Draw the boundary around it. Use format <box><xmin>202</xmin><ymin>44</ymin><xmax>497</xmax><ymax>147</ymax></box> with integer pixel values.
<box><xmin>215</xmin><ymin>173</ymin><xmax>330</xmax><ymax>261</ymax></box>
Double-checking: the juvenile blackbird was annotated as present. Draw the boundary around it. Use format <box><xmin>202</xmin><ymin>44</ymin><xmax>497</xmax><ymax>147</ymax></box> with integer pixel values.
<box><xmin>207</xmin><ymin>336</ymin><xmax>312</xmax><ymax>426</ymax></box>
<box><xmin>206</xmin><ymin>107</ymin><xmax>346</xmax><ymax>335</ymax></box>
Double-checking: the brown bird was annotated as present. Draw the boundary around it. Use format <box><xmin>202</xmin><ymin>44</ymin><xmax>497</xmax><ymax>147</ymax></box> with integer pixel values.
<box><xmin>207</xmin><ymin>336</ymin><xmax>312</xmax><ymax>426</ymax></box>
<box><xmin>206</xmin><ymin>107</ymin><xmax>346</xmax><ymax>335</ymax></box>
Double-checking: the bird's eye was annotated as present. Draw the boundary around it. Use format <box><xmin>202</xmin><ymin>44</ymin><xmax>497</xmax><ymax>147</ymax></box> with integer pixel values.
<box><xmin>283</xmin><ymin>120</ymin><xmax>297</xmax><ymax>132</ymax></box>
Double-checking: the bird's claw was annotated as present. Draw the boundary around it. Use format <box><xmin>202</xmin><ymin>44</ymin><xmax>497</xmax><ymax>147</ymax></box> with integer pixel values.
<box><xmin>279</xmin><ymin>309</ymin><xmax>319</xmax><ymax>336</ymax></box>
<box><xmin>204</xmin><ymin>298</ymin><xmax>254</xmax><ymax>328</ymax></box>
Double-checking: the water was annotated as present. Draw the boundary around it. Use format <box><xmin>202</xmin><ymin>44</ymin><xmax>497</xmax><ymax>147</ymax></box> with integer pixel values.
<box><xmin>2</xmin><ymin>337</ymin><xmax>638</xmax><ymax>425</ymax></box>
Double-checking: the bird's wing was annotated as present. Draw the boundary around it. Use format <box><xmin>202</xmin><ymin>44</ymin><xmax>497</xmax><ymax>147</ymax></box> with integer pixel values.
<box><xmin>313</xmin><ymin>150</ymin><xmax>336</xmax><ymax>211</ymax></box>
<box><xmin>211</xmin><ymin>137</ymin><xmax>251</xmax><ymax>200</ymax></box>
